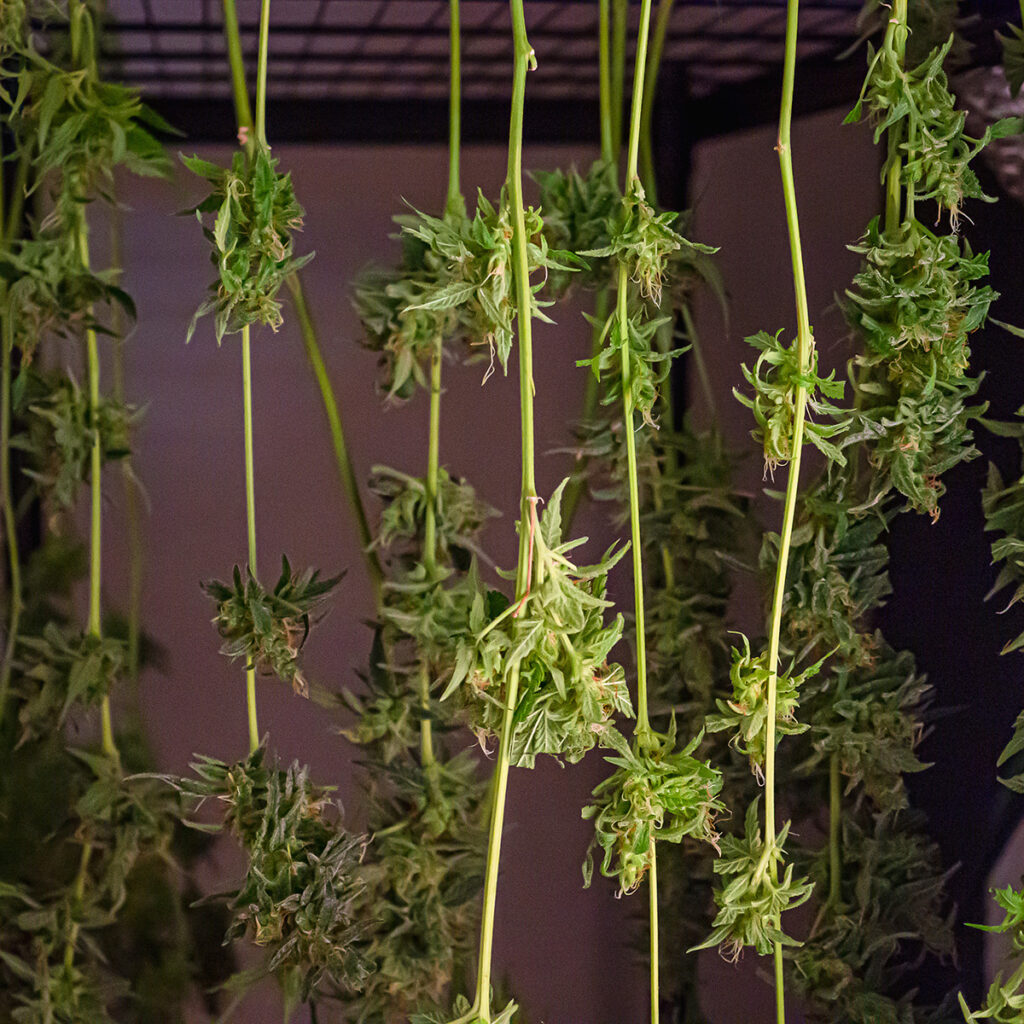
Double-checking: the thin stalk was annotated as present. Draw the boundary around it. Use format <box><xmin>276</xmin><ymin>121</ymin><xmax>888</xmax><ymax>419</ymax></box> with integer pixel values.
<box><xmin>419</xmin><ymin>338</ymin><xmax>443</xmax><ymax>772</ymax></box>
<box><xmin>467</xmin><ymin>6</ymin><xmax>535</xmax><ymax>1018</ymax></box>
<box><xmin>619</xmin><ymin>269</ymin><xmax>651</xmax><ymax>738</ymax></box>
<box><xmin>599</xmin><ymin>0</ymin><xmax>614</xmax><ymax>165</ymax></box>
<box><xmin>619</xmin><ymin>5</ymin><xmax>661</xmax><ymax>1024</ymax></box>
<box><xmin>0</xmin><ymin>149</ymin><xmax>25</xmax><ymax>716</ymax></box>
<box><xmin>638</xmin><ymin>0</ymin><xmax>675</xmax><ymax>208</ymax></box>
<box><xmin>3</xmin><ymin>148</ymin><xmax>30</xmax><ymax>248</ymax></box>
<box><xmin>241</xmin><ymin>328</ymin><xmax>259</xmax><ymax>754</ymax></box>
<box><xmin>447</xmin><ymin>0</ymin><xmax>463</xmax><ymax>214</ymax></box>
<box><xmin>222</xmin><ymin>0</ymin><xmax>254</xmax><ymax>134</ymax></box>
<box><xmin>882</xmin><ymin>2</ymin><xmax>907</xmax><ymax>236</ymax></box>
<box><xmin>0</xmin><ymin>322</ymin><xmax>20</xmax><ymax>714</ymax></box>
<box><xmin>680</xmin><ymin>302</ymin><xmax>716</xmax><ymax>422</ymax></box>
<box><xmin>63</xmin><ymin>841</ymin><xmax>93</xmax><ymax>969</ymax></box>
<box><xmin>222</xmin><ymin>0</ymin><xmax>381</xmax><ymax>604</ymax></box>
<box><xmin>829</xmin><ymin>752</ymin><xmax>841</xmax><ymax>908</ymax></box>
<box><xmin>763</xmin><ymin>0</ymin><xmax>813</xmax><ymax>1017</ymax></box>
<box><xmin>649</xmin><ymin>844</ymin><xmax>660</xmax><ymax>1024</ymax></box>
<box><xmin>563</xmin><ymin>0</ymin><xmax>616</xmax><ymax>531</ymax></box>
<box><xmin>286</xmin><ymin>277</ymin><xmax>383</xmax><ymax>602</ymax></box>
<box><xmin>254</xmin><ymin>0</ymin><xmax>271</xmax><ymax>147</ymax></box>
<box><xmin>109</xmin><ymin>217</ymin><xmax>143</xmax><ymax>688</ymax></box>
<box><xmin>562</xmin><ymin>288</ymin><xmax>609</xmax><ymax>531</ymax></box>
<box><xmin>76</xmin><ymin>213</ymin><xmax>117</xmax><ymax>762</ymax></box>
<box><xmin>610</xmin><ymin>0</ymin><xmax>628</xmax><ymax>164</ymax></box>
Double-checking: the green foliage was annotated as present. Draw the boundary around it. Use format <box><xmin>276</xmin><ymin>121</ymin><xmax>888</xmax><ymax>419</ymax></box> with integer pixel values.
<box><xmin>579</xmin><ymin>306</ymin><xmax>678</xmax><ymax>428</ymax></box>
<box><xmin>581</xmin><ymin>181</ymin><xmax>714</xmax><ymax>306</ymax></box>
<box><xmin>769</xmin><ymin>468</ymin><xmax>892</xmax><ymax>662</ymax></box>
<box><xmin>845</xmin><ymin>219</ymin><xmax>995</xmax><ymax>370</ymax></box>
<box><xmin>414</xmin><ymin>993</ymin><xmax>518</xmax><ymax>1024</ymax></box>
<box><xmin>960</xmin><ymin>884</ymin><xmax>1024</xmax><ymax>1023</ymax></box>
<box><xmin>183</xmin><ymin>145</ymin><xmax>313</xmax><ymax>343</ymax></box>
<box><xmin>202</xmin><ymin>556</ymin><xmax>340</xmax><ymax>696</ymax></box>
<box><xmin>999</xmin><ymin>22</ymin><xmax>1024</xmax><ymax>98</ymax></box>
<box><xmin>705</xmin><ymin>635</ymin><xmax>827</xmax><ymax>776</ymax></box>
<box><xmin>13</xmin><ymin>368</ymin><xmax>133</xmax><ymax>509</ymax></box>
<box><xmin>170</xmin><ymin>748</ymin><xmax>370</xmax><ymax>1003</ymax></box>
<box><xmin>371</xmin><ymin>464</ymin><xmax>496</xmax><ymax>563</ymax></box>
<box><xmin>349</xmin><ymin>749</ymin><xmax>485</xmax><ymax>1022</ymax></box>
<box><xmin>582</xmin><ymin>722</ymin><xmax>723</xmax><ymax>895</ymax></box>
<box><xmin>15</xmin><ymin>624</ymin><xmax>126</xmax><ymax>744</ymax></box>
<box><xmin>396</xmin><ymin>190</ymin><xmax>579</xmax><ymax>378</ymax></box>
<box><xmin>352</xmin><ymin>210</ymin><xmax>463</xmax><ymax>401</ymax></box>
<box><xmin>692</xmin><ymin>800</ymin><xmax>812</xmax><ymax>960</ymax></box>
<box><xmin>846</xmin><ymin>36</ymin><xmax>1019</xmax><ymax>223</ymax></box>
<box><xmin>734</xmin><ymin>328</ymin><xmax>847</xmax><ymax>473</ymax></box>
<box><xmin>0</xmin><ymin>238</ymin><xmax>136</xmax><ymax>359</ymax></box>
<box><xmin>794</xmin><ymin>816</ymin><xmax>954</xmax><ymax>1024</ymax></box>
<box><xmin>443</xmin><ymin>482</ymin><xmax>632</xmax><ymax>767</ymax></box>
<box><xmin>982</xmin><ymin>437</ymin><xmax>1024</xmax><ymax>792</ymax></box>
<box><xmin>533</xmin><ymin>159</ymin><xmax>620</xmax><ymax>294</ymax></box>
<box><xmin>805</xmin><ymin>641</ymin><xmax>929</xmax><ymax>815</ymax></box>
<box><xmin>4</xmin><ymin>4</ymin><xmax>171</xmax><ymax>203</ymax></box>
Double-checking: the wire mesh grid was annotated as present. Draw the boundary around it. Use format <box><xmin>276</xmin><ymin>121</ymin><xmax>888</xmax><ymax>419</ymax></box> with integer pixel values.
<box><xmin>99</xmin><ymin>0</ymin><xmax>866</xmax><ymax>105</ymax></box>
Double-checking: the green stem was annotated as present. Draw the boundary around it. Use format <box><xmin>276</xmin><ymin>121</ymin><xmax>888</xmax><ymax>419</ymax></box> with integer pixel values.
<box><xmin>680</xmin><ymin>302</ymin><xmax>716</xmax><ymax>422</ymax></box>
<box><xmin>447</xmin><ymin>0</ymin><xmax>463</xmax><ymax>214</ymax></box>
<box><xmin>76</xmin><ymin>211</ymin><xmax>117</xmax><ymax>762</ymax></box>
<box><xmin>254</xmin><ymin>0</ymin><xmax>271</xmax><ymax>147</ymax></box>
<box><xmin>882</xmin><ymin>1</ymin><xmax>907</xmax><ymax>236</ymax></box>
<box><xmin>109</xmin><ymin>216</ymin><xmax>143</xmax><ymax>688</ymax></box>
<box><xmin>598</xmin><ymin>0</ymin><xmax>614</xmax><ymax>164</ymax></box>
<box><xmin>223</xmin><ymin>1</ymin><xmax>381</xmax><ymax>609</ymax></box>
<box><xmin>610</xmin><ymin>0</ymin><xmax>628</xmax><ymax>165</ymax></box>
<box><xmin>562</xmin><ymin>287</ymin><xmax>609</xmax><ymax>532</ymax></box>
<box><xmin>649</xmin><ymin>843</ymin><xmax>660</xmax><ymax>1024</ymax></box>
<box><xmin>242</xmin><ymin>327</ymin><xmax>259</xmax><ymax>753</ymax></box>
<box><xmin>620</xmin><ymin>8</ymin><xmax>661</xmax><ymax>1024</ymax></box>
<box><xmin>63</xmin><ymin>841</ymin><xmax>93</xmax><ymax>969</ymax></box>
<box><xmin>829</xmin><ymin>752</ymin><xmax>841</xmax><ymax>908</ymax></box>
<box><xmin>286</xmin><ymin>276</ymin><xmax>382</xmax><ymax>603</ymax></box>
<box><xmin>419</xmin><ymin>337</ymin><xmax>443</xmax><ymax>771</ymax></box>
<box><xmin>0</xmin><ymin>321</ymin><xmax>20</xmax><ymax>715</ymax></box>
<box><xmin>638</xmin><ymin>0</ymin><xmax>675</xmax><ymax>207</ymax></box>
<box><xmin>763</xmin><ymin>0</ymin><xmax>812</xmax><ymax>1017</ymax></box>
<box><xmin>619</xmin><ymin>268</ymin><xmax>651</xmax><ymax>739</ymax></box>
<box><xmin>564</xmin><ymin>0</ymin><xmax>615</xmax><ymax>534</ymax></box>
<box><xmin>3</xmin><ymin>149</ymin><xmax>30</xmax><ymax>248</ymax></box>
<box><xmin>221</xmin><ymin>0</ymin><xmax>254</xmax><ymax>134</ymax></box>
<box><xmin>468</xmin><ymin>7</ymin><xmax>535</xmax><ymax>1018</ymax></box>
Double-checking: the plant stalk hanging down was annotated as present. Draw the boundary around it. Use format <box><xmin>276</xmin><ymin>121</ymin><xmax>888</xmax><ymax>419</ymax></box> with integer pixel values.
<box><xmin>463</xmin><ymin>7</ymin><xmax>537</xmax><ymax>1020</ymax></box>
<box><xmin>763</xmin><ymin>0</ymin><xmax>814</xmax><ymax>1015</ymax></box>
<box><xmin>220</xmin><ymin>0</ymin><xmax>384</xmax><ymax>610</ymax></box>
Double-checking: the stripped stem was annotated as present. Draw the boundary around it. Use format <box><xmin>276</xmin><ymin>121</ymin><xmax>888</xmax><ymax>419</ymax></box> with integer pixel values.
<box><xmin>829</xmin><ymin>752</ymin><xmax>842</xmax><ymax>908</ymax></box>
<box><xmin>619</xmin><ymin>4</ymin><xmax>662</xmax><ymax>1023</ymax></box>
<box><xmin>610</xmin><ymin>0</ymin><xmax>628</xmax><ymax>164</ymax></box>
<box><xmin>221</xmin><ymin>0</ymin><xmax>254</xmax><ymax>135</ymax></box>
<box><xmin>447</xmin><ymin>0</ymin><xmax>463</xmax><ymax>215</ymax></box>
<box><xmin>241</xmin><ymin>327</ymin><xmax>259</xmax><ymax>753</ymax></box>
<box><xmin>467</xmin><ymin>5</ymin><xmax>535</xmax><ymax>1018</ymax></box>
<box><xmin>763</xmin><ymin>0</ymin><xmax>813</xmax><ymax>1017</ymax></box>
<box><xmin>254</xmin><ymin>0</ymin><xmax>271</xmax><ymax>147</ymax></box>
<box><xmin>75</xmin><ymin>209</ymin><xmax>118</xmax><ymax>762</ymax></box>
<box><xmin>286</xmin><ymin>276</ymin><xmax>383</xmax><ymax>603</ymax></box>
<box><xmin>563</xmin><ymin>0</ymin><xmax>615</xmax><ymax>532</ymax></box>
<box><xmin>222</xmin><ymin>0</ymin><xmax>382</xmax><ymax>606</ymax></box>
<box><xmin>0</xmin><ymin>320</ymin><xmax>20</xmax><ymax>714</ymax></box>
<box><xmin>638</xmin><ymin>0</ymin><xmax>676</xmax><ymax>207</ymax></box>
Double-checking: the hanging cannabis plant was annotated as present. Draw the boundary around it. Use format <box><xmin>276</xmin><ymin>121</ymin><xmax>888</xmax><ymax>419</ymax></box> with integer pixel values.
<box><xmin>0</xmin><ymin>2</ymin><xmax>230</xmax><ymax>1019</ymax></box>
